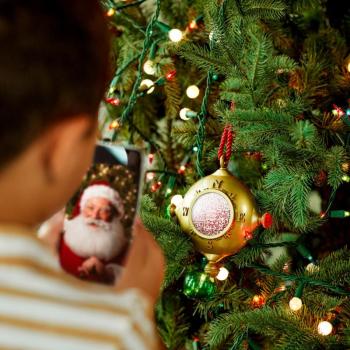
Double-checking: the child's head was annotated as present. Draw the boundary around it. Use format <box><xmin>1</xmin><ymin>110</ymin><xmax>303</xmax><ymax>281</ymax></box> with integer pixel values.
<box><xmin>0</xmin><ymin>0</ymin><xmax>111</xmax><ymax>225</ymax></box>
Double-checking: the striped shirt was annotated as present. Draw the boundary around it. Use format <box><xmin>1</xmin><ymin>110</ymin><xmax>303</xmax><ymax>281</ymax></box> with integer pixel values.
<box><xmin>0</xmin><ymin>225</ymin><xmax>158</xmax><ymax>350</ymax></box>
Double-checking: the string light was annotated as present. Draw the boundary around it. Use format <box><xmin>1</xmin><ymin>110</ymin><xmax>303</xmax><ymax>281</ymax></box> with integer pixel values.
<box><xmin>251</xmin><ymin>295</ymin><xmax>265</xmax><ymax>308</ymax></box>
<box><xmin>105</xmin><ymin>97</ymin><xmax>120</xmax><ymax>106</ymax></box>
<box><xmin>109</xmin><ymin>120</ymin><xmax>120</xmax><ymax>130</ymax></box>
<box><xmin>306</xmin><ymin>262</ymin><xmax>319</xmax><ymax>273</ymax></box>
<box><xmin>151</xmin><ymin>181</ymin><xmax>162</xmax><ymax>192</ymax></box>
<box><xmin>178</xmin><ymin>165</ymin><xmax>186</xmax><ymax>174</ymax></box>
<box><xmin>189</xmin><ymin>20</ymin><xmax>198</xmax><ymax>30</ymax></box>
<box><xmin>166</xmin><ymin>188</ymin><xmax>172</xmax><ymax>195</ymax></box>
<box><xmin>329</xmin><ymin>210</ymin><xmax>350</xmax><ymax>218</ymax></box>
<box><xmin>193</xmin><ymin>146</ymin><xmax>198</xmax><ymax>152</ymax></box>
<box><xmin>186</xmin><ymin>85</ymin><xmax>200</xmax><ymax>99</ymax></box>
<box><xmin>289</xmin><ymin>297</ymin><xmax>302</xmax><ymax>311</ymax></box>
<box><xmin>244</xmin><ymin>230</ymin><xmax>253</xmax><ymax>241</ymax></box>
<box><xmin>106</xmin><ymin>8</ymin><xmax>115</xmax><ymax>17</ymax></box>
<box><xmin>148</xmin><ymin>153</ymin><xmax>154</xmax><ymax>164</ymax></box>
<box><xmin>318</xmin><ymin>321</ymin><xmax>333</xmax><ymax>336</ymax></box>
<box><xmin>165</xmin><ymin>70</ymin><xmax>177</xmax><ymax>81</ymax></box>
<box><xmin>143</xmin><ymin>60</ymin><xmax>156</xmax><ymax>75</ymax></box>
<box><xmin>179</xmin><ymin>108</ymin><xmax>191</xmax><ymax>120</ymax></box>
<box><xmin>146</xmin><ymin>172</ymin><xmax>155</xmax><ymax>181</ymax></box>
<box><xmin>140</xmin><ymin>79</ymin><xmax>155</xmax><ymax>94</ymax></box>
<box><xmin>342</xmin><ymin>175</ymin><xmax>350</xmax><ymax>182</ymax></box>
<box><xmin>332</xmin><ymin>104</ymin><xmax>345</xmax><ymax>119</ymax></box>
<box><xmin>168</xmin><ymin>29</ymin><xmax>183</xmax><ymax>43</ymax></box>
<box><xmin>216</xmin><ymin>267</ymin><xmax>229</xmax><ymax>281</ymax></box>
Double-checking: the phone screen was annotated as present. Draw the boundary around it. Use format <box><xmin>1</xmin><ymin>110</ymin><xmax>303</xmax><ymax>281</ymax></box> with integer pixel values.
<box><xmin>59</xmin><ymin>143</ymin><xmax>143</xmax><ymax>285</ymax></box>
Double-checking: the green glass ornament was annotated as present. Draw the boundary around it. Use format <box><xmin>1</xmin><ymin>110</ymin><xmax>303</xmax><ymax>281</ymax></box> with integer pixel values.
<box><xmin>183</xmin><ymin>270</ymin><xmax>216</xmax><ymax>298</ymax></box>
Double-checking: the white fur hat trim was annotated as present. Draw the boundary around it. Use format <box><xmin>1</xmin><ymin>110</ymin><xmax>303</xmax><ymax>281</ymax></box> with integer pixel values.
<box><xmin>80</xmin><ymin>185</ymin><xmax>125</xmax><ymax>218</ymax></box>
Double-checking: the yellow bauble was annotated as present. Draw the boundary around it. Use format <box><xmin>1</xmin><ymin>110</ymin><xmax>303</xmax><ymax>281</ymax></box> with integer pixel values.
<box><xmin>171</xmin><ymin>159</ymin><xmax>272</xmax><ymax>277</ymax></box>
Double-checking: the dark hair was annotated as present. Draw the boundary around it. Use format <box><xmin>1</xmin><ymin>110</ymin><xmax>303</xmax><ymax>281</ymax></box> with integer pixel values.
<box><xmin>0</xmin><ymin>0</ymin><xmax>111</xmax><ymax>168</ymax></box>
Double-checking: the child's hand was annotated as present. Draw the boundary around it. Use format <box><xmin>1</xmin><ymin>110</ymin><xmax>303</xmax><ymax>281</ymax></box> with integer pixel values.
<box><xmin>116</xmin><ymin>217</ymin><xmax>165</xmax><ymax>304</ymax></box>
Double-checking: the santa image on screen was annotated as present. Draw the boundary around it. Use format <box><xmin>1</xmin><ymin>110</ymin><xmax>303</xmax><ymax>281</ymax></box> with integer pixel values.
<box><xmin>59</xmin><ymin>183</ymin><xmax>128</xmax><ymax>283</ymax></box>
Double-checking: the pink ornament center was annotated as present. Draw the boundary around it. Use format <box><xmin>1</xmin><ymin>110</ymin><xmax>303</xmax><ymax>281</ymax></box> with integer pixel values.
<box><xmin>191</xmin><ymin>192</ymin><xmax>231</xmax><ymax>237</ymax></box>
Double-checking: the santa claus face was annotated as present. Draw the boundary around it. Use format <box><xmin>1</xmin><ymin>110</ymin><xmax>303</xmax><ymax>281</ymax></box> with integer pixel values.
<box><xmin>82</xmin><ymin>197</ymin><xmax>115</xmax><ymax>224</ymax></box>
<box><xmin>64</xmin><ymin>205</ymin><xmax>127</xmax><ymax>261</ymax></box>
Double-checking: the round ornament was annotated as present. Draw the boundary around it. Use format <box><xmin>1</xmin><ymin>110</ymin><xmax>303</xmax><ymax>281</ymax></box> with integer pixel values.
<box><xmin>183</xmin><ymin>270</ymin><xmax>216</xmax><ymax>298</ymax></box>
<box><xmin>170</xmin><ymin>126</ymin><xmax>272</xmax><ymax>277</ymax></box>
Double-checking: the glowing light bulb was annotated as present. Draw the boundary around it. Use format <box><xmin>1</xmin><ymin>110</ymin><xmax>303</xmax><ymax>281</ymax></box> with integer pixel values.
<box><xmin>179</xmin><ymin>108</ymin><xmax>191</xmax><ymax>120</ymax></box>
<box><xmin>342</xmin><ymin>175</ymin><xmax>350</xmax><ymax>182</ymax></box>
<box><xmin>186</xmin><ymin>85</ymin><xmax>200</xmax><ymax>99</ymax></box>
<box><xmin>143</xmin><ymin>60</ymin><xmax>156</xmax><ymax>75</ymax></box>
<box><xmin>306</xmin><ymin>263</ymin><xmax>319</xmax><ymax>273</ymax></box>
<box><xmin>289</xmin><ymin>297</ymin><xmax>302</xmax><ymax>311</ymax></box>
<box><xmin>347</xmin><ymin>61</ymin><xmax>350</xmax><ymax>73</ymax></box>
<box><xmin>146</xmin><ymin>172</ymin><xmax>155</xmax><ymax>181</ymax></box>
<box><xmin>148</xmin><ymin>153</ymin><xmax>154</xmax><ymax>164</ymax></box>
<box><xmin>140</xmin><ymin>79</ymin><xmax>155</xmax><ymax>94</ymax></box>
<box><xmin>165</xmin><ymin>70</ymin><xmax>177</xmax><ymax>81</ymax></box>
<box><xmin>216</xmin><ymin>267</ymin><xmax>229</xmax><ymax>281</ymax></box>
<box><xmin>193</xmin><ymin>146</ymin><xmax>198</xmax><ymax>152</ymax></box>
<box><xmin>166</xmin><ymin>188</ymin><xmax>172</xmax><ymax>195</ymax></box>
<box><xmin>168</xmin><ymin>29</ymin><xmax>183</xmax><ymax>43</ymax></box>
<box><xmin>318</xmin><ymin>321</ymin><xmax>333</xmax><ymax>336</ymax></box>
<box><xmin>209</xmin><ymin>31</ymin><xmax>214</xmax><ymax>41</ymax></box>
<box><xmin>178</xmin><ymin>165</ymin><xmax>186</xmax><ymax>174</ymax></box>
<box><xmin>109</xmin><ymin>120</ymin><xmax>120</xmax><ymax>130</ymax></box>
<box><xmin>106</xmin><ymin>8</ymin><xmax>115</xmax><ymax>17</ymax></box>
<box><xmin>105</xmin><ymin>97</ymin><xmax>120</xmax><ymax>106</ymax></box>
<box><xmin>189</xmin><ymin>20</ymin><xmax>198</xmax><ymax>30</ymax></box>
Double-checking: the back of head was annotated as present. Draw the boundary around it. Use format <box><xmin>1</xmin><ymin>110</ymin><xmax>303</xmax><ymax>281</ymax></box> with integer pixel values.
<box><xmin>0</xmin><ymin>0</ymin><xmax>111</xmax><ymax>168</ymax></box>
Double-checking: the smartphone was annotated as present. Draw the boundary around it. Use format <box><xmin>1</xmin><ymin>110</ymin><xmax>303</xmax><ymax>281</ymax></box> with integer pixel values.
<box><xmin>59</xmin><ymin>142</ymin><xmax>144</xmax><ymax>285</ymax></box>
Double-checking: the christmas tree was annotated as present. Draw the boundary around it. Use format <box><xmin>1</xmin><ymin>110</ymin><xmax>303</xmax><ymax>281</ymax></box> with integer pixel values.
<box><xmin>100</xmin><ymin>0</ymin><xmax>350</xmax><ymax>348</ymax></box>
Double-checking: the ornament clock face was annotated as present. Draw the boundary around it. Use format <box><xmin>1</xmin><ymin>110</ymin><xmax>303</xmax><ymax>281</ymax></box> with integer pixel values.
<box><xmin>190</xmin><ymin>190</ymin><xmax>234</xmax><ymax>239</ymax></box>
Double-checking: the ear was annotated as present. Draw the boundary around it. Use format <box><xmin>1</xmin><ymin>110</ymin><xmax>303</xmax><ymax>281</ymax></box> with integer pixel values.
<box><xmin>41</xmin><ymin>115</ymin><xmax>97</xmax><ymax>184</ymax></box>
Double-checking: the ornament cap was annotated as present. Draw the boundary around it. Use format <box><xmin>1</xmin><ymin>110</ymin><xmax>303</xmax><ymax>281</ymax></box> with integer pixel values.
<box><xmin>204</xmin><ymin>261</ymin><xmax>220</xmax><ymax>278</ymax></box>
<box><xmin>219</xmin><ymin>156</ymin><xmax>226</xmax><ymax>169</ymax></box>
<box><xmin>261</xmin><ymin>212</ymin><xmax>273</xmax><ymax>228</ymax></box>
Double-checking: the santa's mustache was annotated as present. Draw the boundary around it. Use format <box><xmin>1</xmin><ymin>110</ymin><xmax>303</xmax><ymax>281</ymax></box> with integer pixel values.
<box><xmin>84</xmin><ymin>218</ymin><xmax>111</xmax><ymax>231</ymax></box>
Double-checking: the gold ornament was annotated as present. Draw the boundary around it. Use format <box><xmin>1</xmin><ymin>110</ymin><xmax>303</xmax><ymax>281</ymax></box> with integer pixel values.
<box><xmin>171</xmin><ymin>158</ymin><xmax>272</xmax><ymax>277</ymax></box>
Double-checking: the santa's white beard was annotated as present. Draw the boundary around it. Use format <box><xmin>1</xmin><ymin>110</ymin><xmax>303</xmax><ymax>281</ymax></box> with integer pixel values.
<box><xmin>63</xmin><ymin>215</ymin><xmax>127</xmax><ymax>261</ymax></box>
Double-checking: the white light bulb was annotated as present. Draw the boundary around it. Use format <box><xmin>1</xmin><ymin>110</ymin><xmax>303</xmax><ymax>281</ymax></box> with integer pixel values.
<box><xmin>140</xmin><ymin>79</ymin><xmax>155</xmax><ymax>94</ymax></box>
<box><xmin>179</xmin><ymin>108</ymin><xmax>191</xmax><ymax>120</ymax></box>
<box><xmin>289</xmin><ymin>297</ymin><xmax>302</xmax><ymax>311</ymax></box>
<box><xmin>209</xmin><ymin>31</ymin><xmax>214</xmax><ymax>41</ymax></box>
<box><xmin>186</xmin><ymin>85</ymin><xmax>200</xmax><ymax>99</ymax></box>
<box><xmin>143</xmin><ymin>60</ymin><xmax>156</xmax><ymax>75</ymax></box>
<box><xmin>146</xmin><ymin>172</ymin><xmax>155</xmax><ymax>181</ymax></box>
<box><xmin>318</xmin><ymin>321</ymin><xmax>333</xmax><ymax>336</ymax></box>
<box><xmin>306</xmin><ymin>263</ymin><xmax>319</xmax><ymax>273</ymax></box>
<box><xmin>170</xmin><ymin>194</ymin><xmax>183</xmax><ymax>208</ymax></box>
<box><xmin>168</xmin><ymin>29</ymin><xmax>183</xmax><ymax>43</ymax></box>
<box><xmin>216</xmin><ymin>267</ymin><xmax>229</xmax><ymax>281</ymax></box>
